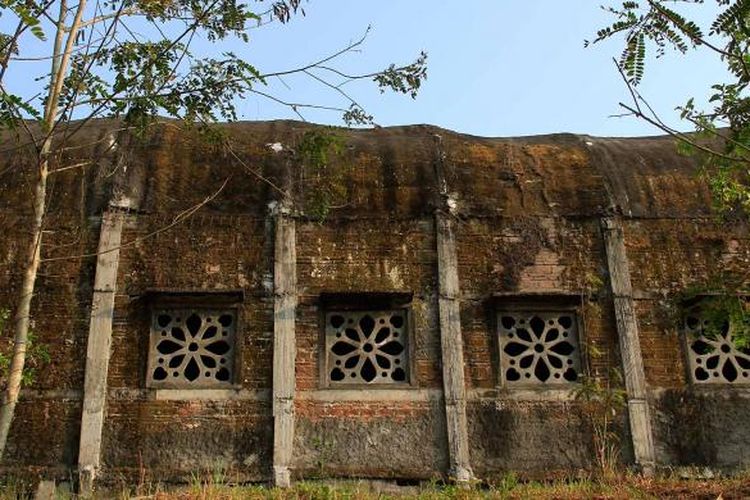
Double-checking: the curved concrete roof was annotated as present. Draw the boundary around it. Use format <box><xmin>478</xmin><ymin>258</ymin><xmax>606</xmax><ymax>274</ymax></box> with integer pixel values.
<box><xmin>0</xmin><ymin>120</ymin><xmax>714</xmax><ymax>219</ymax></box>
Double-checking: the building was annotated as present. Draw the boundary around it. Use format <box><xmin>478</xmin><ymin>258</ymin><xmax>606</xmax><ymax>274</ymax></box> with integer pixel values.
<box><xmin>1</xmin><ymin>120</ymin><xmax>748</xmax><ymax>490</ymax></box>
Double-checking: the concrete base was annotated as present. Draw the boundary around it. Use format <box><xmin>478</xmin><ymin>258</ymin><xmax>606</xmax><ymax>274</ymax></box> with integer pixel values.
<box><xmin>452</xmin><ymin>465</ymin><xmax>475</xmax><ymax>484</ymax></box>
<box><xmin>273</xmin><ymin>465</ymin><xmax>292</xmax><ymax>488</ymax></box>
<box><xmin>34</xmin><ymin>480</ymin><xmax>56</xmax><ymax>500</ymax></box>
<box><xmin>78</xmin><ymin>466</ymin><xmax>95</xmax><ymax>497</ymax></box>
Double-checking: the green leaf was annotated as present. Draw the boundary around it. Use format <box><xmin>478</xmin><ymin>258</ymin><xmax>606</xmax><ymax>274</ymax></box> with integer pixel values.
<box><xmin>30</xmin><ymin>25</ymin><xmax>45</xmax><ymax>41</ymax></box>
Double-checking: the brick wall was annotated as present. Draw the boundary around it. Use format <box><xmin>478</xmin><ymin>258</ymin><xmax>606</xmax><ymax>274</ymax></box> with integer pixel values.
<box><xmin>1</xmin><ymin>121</ymin><xmax>750</xmax><ymax>482</ymax></box>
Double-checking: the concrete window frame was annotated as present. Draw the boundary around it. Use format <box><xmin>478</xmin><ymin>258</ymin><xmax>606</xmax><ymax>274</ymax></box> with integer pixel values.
<box><xmin>144</xmin><ymin>290</ymin><xmax>244</xmax><ymax>390</ymax></box>
<box><xmin>682</xmin><ymin>294</ymin><xmax>750</xmax><ymax>386</ymax></box>
<box><xmin>317</xmin><ymin>292</ymin><xmax>416</xmax><ymax>389</ymax></box>
<box><xmin>493</xmin><ymin>293</ymin><xmax>585</xmax><ymax>390</ymax></box>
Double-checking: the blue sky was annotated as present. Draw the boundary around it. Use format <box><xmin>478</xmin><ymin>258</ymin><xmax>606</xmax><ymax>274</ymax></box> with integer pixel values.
<box><xmin>1</xmin><ymin>1</ymin><xmax>727</xmax><ymax>137</ymax></box>
<box><xmin>234</xmin><ymin>1</ymin><xmax>725</xmax><ymax>137</ymax></box>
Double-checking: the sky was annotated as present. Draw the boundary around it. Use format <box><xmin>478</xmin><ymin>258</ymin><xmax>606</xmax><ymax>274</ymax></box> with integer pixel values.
<box><xmin>230</xmin><ymin>1</ymin><xmax>726</xmax><ymax>137</ymax></box>
<box><xmin>1</xmin><ymin>1</ymin><xmax>729</xmax><ymax>138</ymax></box>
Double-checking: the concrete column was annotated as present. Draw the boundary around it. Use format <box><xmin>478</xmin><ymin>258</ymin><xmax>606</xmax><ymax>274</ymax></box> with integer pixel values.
<box><xmin>272</xmin><ymin>203</ymin><xmax>297</xmax><ymax>487</ymax></box>
<box><xmin>436</xmin><ymin>212</ymin><xmax>474</xmax><ymax>483</ymax></box>
<box><xmin>78</xmin><ymin>210</ymin><xmax>124</xmax><ymax>493</ymax></box>
<box><xmin>601</xmin><ymin>217</ymin><xmax>656</xmax><ymax>474</ymax></box>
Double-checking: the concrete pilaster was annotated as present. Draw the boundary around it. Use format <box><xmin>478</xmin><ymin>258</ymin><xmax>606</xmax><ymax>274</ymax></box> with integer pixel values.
<box><xmin>432</xmin><ymin>133</ymin><xmax>473</xmax><ymax>483</ymax></box>
<box><xmin>601</xmin><ymin>216</ymin><xmax>656</xmax><ymax>474</ymax></box>
<box><xmin>436</xmin><ymin>212</ymin><xmax>474</xmax><ymax>483</ymax></box>
<box><xmin>78</xmin><ymin>211</ymin><xmax>124</xmax><ymax>493</ymax></box>
<box><xmin>272</xmin><ymin>204</ymin><xmax>297</xmax><ymax>487</ymax></box>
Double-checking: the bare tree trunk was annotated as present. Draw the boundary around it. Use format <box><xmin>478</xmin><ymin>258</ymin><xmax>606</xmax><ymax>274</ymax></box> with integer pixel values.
<box><xmin>0</xmin><ymin>149</ymin><xmax>48</xmax><ymax>457</ymax></box>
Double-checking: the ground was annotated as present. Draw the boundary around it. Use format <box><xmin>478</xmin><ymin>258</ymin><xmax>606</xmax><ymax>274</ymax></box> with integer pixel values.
<box><xmin>3</xmin><ymin>475</ymin><xmax>750</xmax><ymax>499</ymax></box>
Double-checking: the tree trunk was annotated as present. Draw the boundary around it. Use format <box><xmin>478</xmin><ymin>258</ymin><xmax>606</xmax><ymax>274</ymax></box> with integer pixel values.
<box><xmin>0</xmin><ymin>149</ymin><xmax>48</xmax><ymax>457</ymax></box>
<box><xmin>0</xmin><ymin>0</ymin><xmax>85</xmax><ymax>458</ymax></box>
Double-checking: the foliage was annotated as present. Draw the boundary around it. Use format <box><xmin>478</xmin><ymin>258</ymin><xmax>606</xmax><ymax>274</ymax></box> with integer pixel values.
<box><xmin>589</xmin><ymin>1</ymin><xmax>750</xmax><ymax>214</ymax></box>
<box><xmin>0</xmin><ymin>0</ymin><xmax>428</xmax><ymax>133</ymax></box>
<box><xmin>296</xmin><ymin>128</ymin><xmax>348</xmax><ymax>222</ymax></box>
<box><xmin>297</xmin><ymin>128</ymin><xmax>344</xmax><ymax>169</ymax></box>
<box><xmin>675</xmin><ymin>279</ymin><xmax>750</xmax><ymax>348</ymax></box>
<box><xmin>575</xmin><ymin>267</ymin><xmax>627</xmax><ymax>478</ymax></box>
<box><xmin>309</xmin><ymin>434</ymin><xmax>336</xmax><ymax>477</ymax></box>
<box><xmin>692</xmin><ymin>295</ymin><xmax>750</xmax><ymax>348</ymax></box>
<box><xmin>584</xmin><ymin>270</ymin><xmax>605</xmax><ymax>297</ymax></box>
<box><xmin>374</xmin><ymin>50</ymin><xmax>428</xmax><ymax>99</ymax></box>
<box><xmin>573</xmin><ymin>259</ymin><xmax>625</xmax><ymax>474</ymax></box>
<box><xmin>0</xmin><ymin>309</ymin><xmax>50</xmax><ymax>386</ymax></box>
<box><xmin>574</xmin><ymin>363</ymin><xmax>627</xmax><ymax>476</ymax></box>
<box><xmin>490</xmin><ymin>472</ymin><xmax>519</xmax><ymax>495</ymax></box>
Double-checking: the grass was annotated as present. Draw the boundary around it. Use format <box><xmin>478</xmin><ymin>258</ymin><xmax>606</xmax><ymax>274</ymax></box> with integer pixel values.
<box><xmin>2</xmin><ymin>473</ymin><xmax>750</xmax><ymax>499</ymax></box>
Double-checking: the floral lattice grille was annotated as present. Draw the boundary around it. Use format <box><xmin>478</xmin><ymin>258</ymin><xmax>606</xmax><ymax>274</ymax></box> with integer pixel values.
<box><xmin>498</xmin><ymin>311</ymin><xmax>581</xmax><ymax>385</ymax></box>
<box><xmin>148</xmin><ymin>309</ymin><xmax>236</xmax><ymax>388</ymax></box>
<box><xmin>325</xmin><ymin>310</ymin><xmax>408</xmax><ymax>385</ymax></box>
<box><xmin>685</xmin><ymin>311</ymin><xmax>750</xmax><ymax>384</ymax></box>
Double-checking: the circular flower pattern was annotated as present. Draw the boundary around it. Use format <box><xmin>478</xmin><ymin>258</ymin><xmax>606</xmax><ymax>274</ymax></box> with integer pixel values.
<box><xmin>149</xmin><ymin>309</ymin><xmax>235</xmax><ymax>387</ymax></box>
<box><xmin>686</xmin><ymin>313</ymin><xmax>750</xmax><ymax>384</ymax></box>
<box><xmin>499</xmin><ymin>312</ymin><xmax>580</xmax><ymax>384</ymax></box>
<box><xmin>326</xmin><ymin>310</ymin><xmax>407</xmax><ymax>384</ymax></box>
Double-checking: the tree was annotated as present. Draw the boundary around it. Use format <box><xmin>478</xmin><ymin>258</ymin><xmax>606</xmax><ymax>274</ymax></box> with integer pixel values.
<box><xmin>588</xmin><ymin>0</ymin><xmax>750</xmax><ymax>212</ymax></box>
<box><xmin>0</xmin><ymin>0</ymin><xmax>427</xmax><ymax>457</ymax></box>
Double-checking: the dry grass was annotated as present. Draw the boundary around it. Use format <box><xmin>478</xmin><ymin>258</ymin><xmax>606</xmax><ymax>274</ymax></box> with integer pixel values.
<box><xmin>3</xmin><ymin>474</ymin><xmax>750</xmax><ymax>499</ymax></box>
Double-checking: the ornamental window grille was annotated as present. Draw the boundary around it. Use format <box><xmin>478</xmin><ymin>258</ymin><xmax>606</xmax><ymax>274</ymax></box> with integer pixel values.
<box><xmin>147</xmin><ymin>308</ymin><xmax>237</xmax><ymax>388</ymax></box>
<box><xmin>498</xmin><ymin>311</ymin><xmax>581</xmax><ymax>385</ymax></box>
<box><xmin>324</xmin><ymin>309</ymin><xmax>409</xmax><ymax>385</ymax></box>
<box><xmin>685</xmin><ymin>306</ymin><xmax>750</xmax><ymax>384</ymax></box>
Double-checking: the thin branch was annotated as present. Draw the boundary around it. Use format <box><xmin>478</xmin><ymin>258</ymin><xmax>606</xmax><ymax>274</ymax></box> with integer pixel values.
<box><xmin>680</xmin><ymin>112</ymin><xmax>750</xmax><ymax>155</ymax></box>
<box><xmin>275</xmin><ymin>74</ymin><xmax>291</xmax><ymax>90</ymax></box>
<box><xmin>248</xmin><ymin>88</ymin><xmax>350</xmax><ymax>123</ymax></box>
<box><xmin>9</xmin><ymin>37</ymin><xmax>106</xmax><ymax>61</ymax></box>
<box><xmin>250</xmin><ymin>89</ymin><xmax>348</xmax><ymax>114</ymax></box>
<box><xmin>42</xmin><ymin>175</ymin><xmax>231</xmax><ymax>262</ymax></box>
<box><xmin>224</xmin><ymin>139</ymin><xmax>288</xmax><ymax>197</ymax></box>
<box><xmin>614</xmin><ymin>57</ymin><xmax>642</xmax><ymax>115</ymax></box>
<box><xmin>614</xmin><ymin>55</ymin><xmax>750</xmax><ymax>162</ymax></box>
<box><xmin>71</xmin><ymin>7</ymin><xmax>140</xmax><ymax>31</ymax></box>
<box><xmin>49</xmin><ymin>160</ymin><xmax>92</xmax><ymax>174</ymax></box>
<box><xmin>56</xmin><ymin>125</ymin><xmax>137</xmax><ymax>151</ymax></box>
<box><xmin>316</xmin><ymin>64</ymin><xmax>386</xmax><ymax>82</ymax></box>
<box><xmin>303</xmin><ymin>69</ymin><xmax>359</xmax><ymax>108</ymax></box>
<box><xmin>619</xmin><ymin>101</ymin><xmax>749</xmax><ymax>165</ymax></box>
<box><xmin>258</xmin><ymin>26</ymin><xmax>370</xmax><ymax>80</ymax></box>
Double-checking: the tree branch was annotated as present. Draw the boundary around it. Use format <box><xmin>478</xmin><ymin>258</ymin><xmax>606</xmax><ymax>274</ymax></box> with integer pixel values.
<box><xmin>42</xmin><ymin>175</ymin><xmax>231</xmax><ymax>262</ymax></box>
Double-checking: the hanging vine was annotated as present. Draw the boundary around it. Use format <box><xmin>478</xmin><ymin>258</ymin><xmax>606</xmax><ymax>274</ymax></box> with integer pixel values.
<box><xmin>296</xmin><ymin>128</ymin><xmax>349</xmax><ymax>222</ymax></box>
